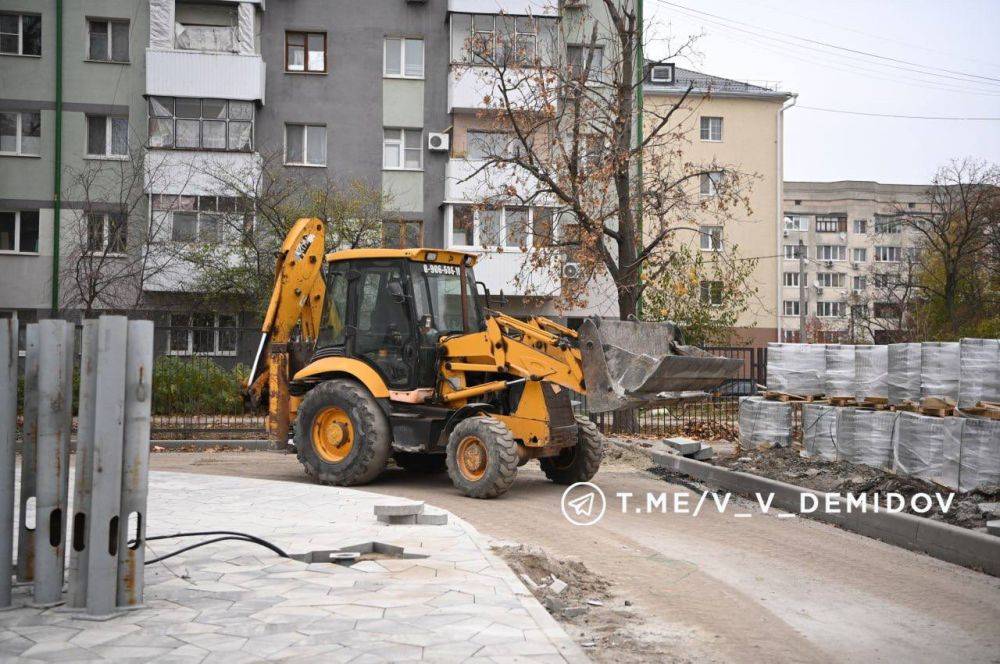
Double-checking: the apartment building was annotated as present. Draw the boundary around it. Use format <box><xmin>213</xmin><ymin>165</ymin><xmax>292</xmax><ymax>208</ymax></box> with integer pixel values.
<box><xmin>643</xmin><ymin>67</ymin><xmax>794</xmax><ymax>346</ymax></box>
<box><xmin>781</xmin><ymin>180</ymin><xmax>929</xmax><ymax>343</ymax></box>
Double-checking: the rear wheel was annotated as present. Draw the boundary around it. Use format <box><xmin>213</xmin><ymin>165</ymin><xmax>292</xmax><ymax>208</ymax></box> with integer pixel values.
<box><xmin>295</xmin><ymin>379</ymin><xmax>392</xmax><ymax>486</ymax></box>
<box><xmin>393</xmin><ymin>451</ymin><xmax>447</xmax><ymax>474</ymax></box>
<box><xmin>446</xmin><ymin>417</ymin><xmax>518</xmax><ymax>499</ymax></box>
<box><xmin>540</xmin><ymin>416</ymin><xmax>604</xmax><ymax>484</ymax></box>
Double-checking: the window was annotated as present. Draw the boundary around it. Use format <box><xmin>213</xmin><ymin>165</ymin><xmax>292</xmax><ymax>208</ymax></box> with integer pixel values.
<box><xmin>0</xmin><ymin>111</ymin><xmax>40</xmax><ymax>156</ymax></box>
<box><xmin>86</xmin><ymin>212</ymin><xmax>127</xmax><ymax>254</ymax></box>
<box><xmin>700</xmin><ymin>172</ymin><xmax>722</xmax><ymax>197</ymax></box>
<box><xmin>384</xmin><ymin>37</ymin><xmax>424</xmax><ymax>78</ymax></box>
<box><xmin>86</xmin><ymin>115</ymin><xmax>128</xmax><ymax>157</ymax></box>
<box><xmin>154</xmin><ymin>194</ymin><xmax>249</xmax><ymax>244</ymax></box>
<box><xmin>853</xmin><ymin>219</ymin><xmax>868</xmax><ymax>234</ymax></box>
<box><xmin>451</xmin><ymin>205</ymin><xmax>474</xmax><ymax>245</ymax></box>
<box><xmin>851</xmin><ymin>304</ymin><xmax>867</xmax><ymax>319</ymax></box>
<box><xmin>873</xmin><ymin>273</ymin><xmax>891</xmax><ymax>288</ymax></box>
<box><xmin>852</xmin><ymin>248</ymin><xmax>867</xmax><ymax>263</ymax></box>
<box><xmin>471</xmin><ymin>14</ymin><xmax>538</xmax><ymax>65</ymax></box>
<box><xmin>383</xmin><ymin>128</ymin><xmax>422</xmax><ymax>170</ymax></box>
<box><xmin>699</xmin><ymin>280</ymin><xmax>722</xmax><ymax>306</ymax></box>
<box><xmin>817</xmin><ymin>272</ymin><xmax>845</xmax><ymax>288</ymax></box>
<box><xmin>816</xmin><ymin>301</ymin><xmax>844</xmax><ymax>318</ymax></box>
<box><xmin>816</xmin><ymin>245</ymin><xmax>847</xmax><ymax>261</ymax></box>
<box><xmin>781</xmin><ymin>329</ymin><xmax>801</xmax><ymax>342</ymax></box>
<box><xmin>285</xmin><ymin>124</ymin><xmax>326</xmax><ymax>166</ymax></box>
<box><xmin>699</xmin><ymin>225</ymin><xmax>722</xmax><ymax>251</ymax></box>
<box><xmin>875</xmin><ymin>246</ymin><xmax>901</xmax><ymax>262</ymax></box>
<box><xmin>783</xmin><ymin>272</ymin><xmax>799</xmax><ymax>287</ymax></box>
<box><xmin>148</xmin><ymin>97</ymin><xmax>253</xmax><ymax>151</ymax></box>
<box><xmin>0</xmin><ymin>210</ymin><xmax>39</xmax><ymax>254</ymax></box>
<box><xmin>852</xmin><ymin>275</ymin><xmax>866</xmax><ymax>292</ymax></box>
<box><xmin>874</xmin><ymin>215</ymin><xmax>901</xmax><ymax>233</ymax></box>
<box><xmin>784</xmin><ymin>244</ymin><xmax>806</xmax><ymax>259</ymax></box>
<box><xmin>567</xmin><ymin>44</ymin><xmax>604</xmax><ymax>80</ymax></box>
<box><xmin>783</xmin><ymin>300</ymin><xmax>802</xmax><ymax>316</ymax></box>
<box><xmin>700</xmin><ymin>116</ymin><xmax>723</xmax><ymax>141</ymax></box>
<box><xmin>286</xmin><ymin>31</ymin><xmax>326</xmax><ymax>73</ymax></box>
<box><xmin>466</xmin><ymin>131</ymin><xmax>514</xmax><ymax>160</ymax></box>
<box><xmin>0</xmin><ymin>13</ymin><xmax>41</xmax><ymax>56</ymax></box>
<box><xmin>815</xmin><ymin>215</ymin><xmax>847</xmax><ymax>233</ymax></box>
<box><xmin>649</xmin><ymin>63</ymin><xmax>674</xmax><ymax>83</ymax></box>
<box><xmin>450</xmin><ymin>204</ymin><xmax>550</xmax><ymax>249</ymax></box>
<box><xmin>873</xmin><ymin>302</ymin><xmax>901</xmax><ymax>319</ymax></box>
<box><xmin>784</xmin><ymin>214</ymin><xmax>808</xmax><ymax>231</ymax></box>
<box><xmin>87</xmin><ymin>19</ymin><xmax>129</xmax><ymax>62</ymax></box>
<box><xmin>383</xmin><ymin>220</ymin><xmax>422</xmax><ymax>248</ymax></box>
<box><xmin>168</xmin><ymin>313</ymin><xmax>238</xmax><ymax>356</ymax></box>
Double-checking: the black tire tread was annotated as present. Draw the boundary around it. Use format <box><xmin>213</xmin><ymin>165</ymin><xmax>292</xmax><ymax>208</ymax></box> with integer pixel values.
<box><xmin>540</xmin><ymin>416</ymin><xmax>604</xmax><ymax>484</ymax></box>
<box><xmin>446</xmin><ymin>417</ymin><xmax>519</xmax><ymax>499</ymax></box>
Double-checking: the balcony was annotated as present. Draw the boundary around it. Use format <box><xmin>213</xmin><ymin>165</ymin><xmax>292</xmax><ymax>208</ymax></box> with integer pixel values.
<box><xmin>466</xmin><ymin>249</ymin><xmax>560</xmax><ymax>297</ymax></box>
<box><xmin>144</xmin><ymin>150</ymin><xmax>262</xmax><ymax>196</ymax></box>
<box><xmin>445</xmin><ymin>158</ymin><xmax>551</xmax><ymax>204</ymax></box>
<box><xmin>448</xmin><ymin>65</ymin><xmax>547</xmax><ymax>113</ymax></box>
<box><xmin>146</xmin><ymin>49</ymin><xmax>265</xmax><ymax>101</ymax></box>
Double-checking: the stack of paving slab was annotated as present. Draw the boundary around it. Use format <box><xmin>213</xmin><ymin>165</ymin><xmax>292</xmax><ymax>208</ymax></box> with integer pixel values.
<box><xmin>738</xmin><ymin>396</ymin><xmax>794</xmax><ymax>450</ymax></box>
<box><xmin>374</xmin><ymin>501</ymin><xmax>448</xmax><ymax>525</ymax></box>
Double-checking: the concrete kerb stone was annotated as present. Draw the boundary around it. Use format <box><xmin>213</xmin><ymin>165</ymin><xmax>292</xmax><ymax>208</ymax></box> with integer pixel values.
<box><xmin>634</xmin><ymin>441</ymin><xmax>1000</xmax><ymax>577</ymax></box>
<box><xmin>373</xmin><ymin>502</ymin><xmax>425</xmax><ymax>517</ymax></box>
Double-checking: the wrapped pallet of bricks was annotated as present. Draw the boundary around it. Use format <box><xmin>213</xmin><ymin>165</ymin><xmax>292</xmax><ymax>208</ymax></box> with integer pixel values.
<box><xmin>738</xmin><ymin>396</ymin><xmax>793</xmax><ymax>450</ymax></box>
<box><xmin>920</xmin><ymin>341</ymin><xmax>961</xmax><ymax>402</ymax></box>
<box><xmin>887</xmin><ymin>343</ymin><xmax>921</xmax><ymax>405</ymax></box>
<box><xmin>957</xmin><ymin>338</ymin><xmax>1000</xmax><ymax>408</ymax></box>
<box><xmin>824</xmin><ymin>344</ymin><xmax>856</xmax><ymax>398</ymax></box>
<box><xmin>801</xmin><ymin>403</ymin><xmax>841</xmax><ymax>461</ymax></box>
<box><xmin>765</xmin><ymin>343</ymin><xmax>825</xmax><ymax>396</ymax></box>
<box><xmin>842</xmin><ymin>409</ymin><xmax>897</xmax><ymax>469</ymax></box>
<box><xmin>892</xmin><ymin>411</ymin><xmax>965</xmax><ymax>482</ymax></box>
<box><xmin>854</xmin><ymin>345</ymin><xmax>889</xmax><ymax>401</ymax></box>
<box><xmin>939</xmin><ymin>417</ymin><xmax>1000</xmax><ymax>492</ymax></box>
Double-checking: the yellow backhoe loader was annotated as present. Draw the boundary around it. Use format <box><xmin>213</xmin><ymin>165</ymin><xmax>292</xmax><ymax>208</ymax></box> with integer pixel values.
<box><xmin>248</xmin><ymin>218</ymin><xmax>741</xmax><ymax>498</ymax></box>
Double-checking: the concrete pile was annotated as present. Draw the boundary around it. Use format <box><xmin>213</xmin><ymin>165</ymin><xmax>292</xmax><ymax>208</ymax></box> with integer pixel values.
<box><xmin>738</xmin><ymin>396</ymin><xmax>793</xmax><ymax>450</ymax></box>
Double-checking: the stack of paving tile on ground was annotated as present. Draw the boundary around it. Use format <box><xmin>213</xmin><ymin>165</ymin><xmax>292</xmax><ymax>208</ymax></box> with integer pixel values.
<box><xmin>738</xmin><ymin>396</ymin><xmax>794</xmax><ymax>450</ymax></box>
<box><xmin>801</xmin><ymin>403</ymin><xmax>841</xmax><ymax>461</ymax></box>
<box><xmin>765</xmin><ymin>343</ymin><xmax>826</xmax><ymax>395</ymax></box>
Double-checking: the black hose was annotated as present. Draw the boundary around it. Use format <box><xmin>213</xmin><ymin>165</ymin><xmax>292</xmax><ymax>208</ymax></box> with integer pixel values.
<box><xmin>139</xmin><ymin>530</ymin><xmax>291</xmax><ymax>565</ymax></box>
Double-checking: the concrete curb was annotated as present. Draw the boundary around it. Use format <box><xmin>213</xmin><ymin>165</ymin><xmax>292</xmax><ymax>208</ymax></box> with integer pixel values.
<box><xmin>633</xmin><ymin>444</ymin><xmax>1000</xmax><ymax>578</ymax></box>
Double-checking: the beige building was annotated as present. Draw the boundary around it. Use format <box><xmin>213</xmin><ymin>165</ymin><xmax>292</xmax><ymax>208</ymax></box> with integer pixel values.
<box><xmin>643</xmin><ymin>66</ymin><xmax>795</xmax><ymax>346</ymax></box>
<box><xmin>782</xmin><ymin>181</ymin><xmax>929</xmax><ymax>343</ymax></box>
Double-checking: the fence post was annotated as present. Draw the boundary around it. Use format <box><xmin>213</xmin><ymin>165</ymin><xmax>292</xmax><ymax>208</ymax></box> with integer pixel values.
<box><xmin>0</xmin><ymin>315</ymin><xmax>17</xmax><ymax>608</ymax></box>
<box><xmin>17</xmin><ymin>324</ymin><xmax>39</xmax><ymax>583</ymax></box>
<box><xmin>117</xmin><ymin>320</ymin><xmax>153</xmax><ymax>607</ymax></box>
<box><xmin>33</xmin><ymin>319</ymin><xmax>74</xmax><ymax>606</ymax></box>
<box><xmin>82</xmin><ymin>316</ymin><xmax>128</xmax><ymax>616</ymax></box>
<box><xmin>67</xmin><ymin>320</ymin><xmax>98</xmax><ymax>608</ymax></box>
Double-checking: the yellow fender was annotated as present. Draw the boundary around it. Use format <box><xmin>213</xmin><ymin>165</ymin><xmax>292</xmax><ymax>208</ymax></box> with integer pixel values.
<box><xmin>292</xmin><ymin>357</ymin><xmax>390</xmax><ymax>398</ymax></box>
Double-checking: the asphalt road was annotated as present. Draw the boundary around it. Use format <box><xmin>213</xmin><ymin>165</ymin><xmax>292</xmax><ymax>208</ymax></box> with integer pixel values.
<box><xmin>151</xmin><ymin>450</ymin><xmax>1000</xmax><ymax>664</ymax></box>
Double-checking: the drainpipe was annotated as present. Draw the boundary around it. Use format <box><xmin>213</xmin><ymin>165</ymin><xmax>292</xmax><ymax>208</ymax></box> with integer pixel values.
<box><xmin>775</xmin><ymin>93</ymin><xmax>798</xmax><ymax>341</ymax></box>
<box><xmin>50</xmin><ymin>0</ymin><xmax>63</xmax><ymax>314</ymax></box>
<box><xmin>634</xmin><ymin>0</ymin><xmax>644</xmax><ymax>319</ymax></box>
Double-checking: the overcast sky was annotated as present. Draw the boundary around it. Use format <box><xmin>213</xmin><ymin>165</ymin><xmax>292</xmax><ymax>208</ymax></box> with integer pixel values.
<box><xmin>643</xmin><ymin>0</ymin><xmax>1000</xmax><ymax>184</ymax></box>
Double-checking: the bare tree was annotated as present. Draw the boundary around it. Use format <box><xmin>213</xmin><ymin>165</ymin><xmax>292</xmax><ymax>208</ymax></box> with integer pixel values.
<box><xmin>454</xmin><ymin>1</ymin><xmax>752</xmax><ymax>319</ymax></box>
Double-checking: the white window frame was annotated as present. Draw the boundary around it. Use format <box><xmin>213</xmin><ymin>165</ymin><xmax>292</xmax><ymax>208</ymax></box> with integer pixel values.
<box><xmin>0</xmin><ymin>13</ymin><xmax>40</xmax><ymax>57</ymax></box>
<box><xmin>875</xmin><ymin>245</ymin><xmax>901</xmax><ymax>262</ymax></box>
<box><xmin>0</xmin><ymin>210</ymin><xmax>40</xmax><ymax>255</ymax></box>
<box><xmin>783</xmin><ymin>272</ymin><xmax>799</xmax><ymax>287</ymax></box>
<box><xmin>699</xmin><ymin>225</ymin><xmax>722</xmax><ymax>251</ymax></box>
<box><xmin>167</xmin><ymin>312</ymin><xmax>238</xmax><ymax>357</ymax></box>
<box><xmin>874</xmin><ymin>215</ymin><xmax>901</xmax><ymax>234</ymax></box>
<box><xmin>382</xmin><ymin>128</ymin><xmax>423</xmax><ymax>171</ymax></box>
<box><xmin>817</xmin><ymin>272</ymin><xmax>845</xmax><ymax>288</ymax></box>
<box><xmin>782</xmin><ymin>300</ymin><xmax>801</xmax><ymax>316</ymax></box>
<box><xmin>784</xmin><ymin>244</ymin><xmax>805</xmax><ymax>259</ymax></box>
<box><xmin>0</xmin><ymin>110</ymin><xmax>40</xmax><ymax>156</ymax></box>
<box><xmin>448</xmin><ymin>204</ymin><xmax>553</xmax><ymax>252</ymax></box>
<box><xmin>852</xmin><ymin>247</ymin><xmax>867</xmax><ymax>263</ymax></box>
<box><xmin>853</xmin><ymin>219</ymin><xmax>868</xmax><ymax>234</ymax></box>
<box><xmin>284</xmin><ymin>123</ymin><xmax>326</xmax><ymax>167</ymax></box>
<box><xmin>699</xmin><ymin>172</ymin><xmax>722</xmax><ymax>197</ymax></box>
<box><xmin>383</xmin><ymin>37</ymin><xmax>424</xmax><ymax>79</ymax></box>
<box><xmin>816</xmin><ymin>244</ymin><xmax>847</xmax><ymax>261</ymax></box>
<box><xmin>87</xmin><ymin>18</ymin><xmax>129</xmax><ymax>63</ymax></box>
<box><xmin>700</xmin><ymin>116</ymin><xmax>722</xmax><ymax>141</ymax></box>
<box><xmin>85</xmin><ymin>211</ymin><xmax>128</xmax><ymax>256</ymax></box>
<box><xmin>699</xmin><ymin>280</ymin><xmax>723</xmax><ymax>306</ymax></box>
<box><xmin>816</xmin><ymin>301</ymin><xmax>844</xmax><ymax>318</ymax></box>
<box><xmin>649</xmin><ymin>63</ymin><xmax>674</xmax><ymax>83</ymax></box>
<box><xmin>86</xmin><ymin>115</ymin><xmax>129</xmax><ymax>158</ymax></box>
<box><xmin>852</xmin><ymin>275</ymin><xmax>867</xmax><ymax>293</ymax></box>
<box><xmin>783</xmin><ymin>214</ymin><xmax>808</xmax><ymax>231</ymax></box>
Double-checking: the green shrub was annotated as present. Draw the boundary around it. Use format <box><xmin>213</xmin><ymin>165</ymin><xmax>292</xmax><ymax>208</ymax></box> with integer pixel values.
<box><xmin>152</xmin><ymin>356</ymin><xmax>247</xmax><ymax>415</ymax></box>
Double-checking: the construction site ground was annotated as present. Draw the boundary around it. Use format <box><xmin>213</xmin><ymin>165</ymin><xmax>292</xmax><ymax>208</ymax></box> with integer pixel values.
<box><xmin>152</xmin><ymin>448</ymin><xmax>1000</xmax><ymax>664</ymax></box>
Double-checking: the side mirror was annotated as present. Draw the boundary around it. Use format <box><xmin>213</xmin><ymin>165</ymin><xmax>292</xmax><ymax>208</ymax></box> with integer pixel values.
<box><xmin>387</xmin><ymin>280</ymin><xmax>406</xmax><ymax>304</ymax></box>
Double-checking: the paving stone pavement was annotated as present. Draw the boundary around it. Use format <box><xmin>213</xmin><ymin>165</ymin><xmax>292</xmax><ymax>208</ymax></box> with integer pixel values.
<box><xmin>0</xmin><ymin>471</ymin><xmax>586</xmax><ymax>663</ymax></box>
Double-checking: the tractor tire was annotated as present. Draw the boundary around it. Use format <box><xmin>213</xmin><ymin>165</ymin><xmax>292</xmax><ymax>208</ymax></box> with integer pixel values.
<box><xmin>540</xmin><ymin>416</ymin><xmax>604</xmax><ymax>485</ymax></box>
<box><xmin>393</xmin><ymin>451</ymin><xmax>447</xmax><ymax>474</ymax></box>
<box><xmin>295</xmin><ymin>379</ymin><xmax>392</xmax><ymax>486</ymax></box>
<box><xmin>446</xmin><ymin>417</ymin><xmax>519</xmax><ymax>499</ymax></box>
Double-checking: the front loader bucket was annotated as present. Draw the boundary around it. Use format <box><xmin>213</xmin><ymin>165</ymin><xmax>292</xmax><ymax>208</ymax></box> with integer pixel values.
<box><xmin>577</xmin><ymin>318</ymin><xmax>743</xmax><ymax>413</ymax></box>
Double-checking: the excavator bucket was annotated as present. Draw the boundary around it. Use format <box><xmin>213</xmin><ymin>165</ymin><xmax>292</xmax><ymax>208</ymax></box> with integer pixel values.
<box><xmin>577</xmin><ymin>318</ymin><xmax>743</xmax><ymax>413</ymax></box>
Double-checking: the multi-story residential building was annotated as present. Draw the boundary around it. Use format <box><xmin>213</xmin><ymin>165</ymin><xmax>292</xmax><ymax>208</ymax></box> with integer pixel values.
<box><xmin>643</xmin><ymin>67</ymin><xmax>795</xmax><ymax>346</ymax></box>
<box><xmin>781</xmin><ymin>180</ymin><xmax>929</xmax><ymax>343</ymax></box>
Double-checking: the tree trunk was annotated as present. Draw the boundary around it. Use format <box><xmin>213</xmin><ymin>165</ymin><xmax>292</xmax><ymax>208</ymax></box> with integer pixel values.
<box><xmin>611</xmin><ymin>280</ymin><xmax>640</xmax><ymax>434</ymax></box>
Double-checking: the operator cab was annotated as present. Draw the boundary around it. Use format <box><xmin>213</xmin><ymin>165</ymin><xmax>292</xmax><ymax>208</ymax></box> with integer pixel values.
<box><xmin>315</xmin><ymin>251</ymin><xmax>485</xmax><ymax>391</ymax></box>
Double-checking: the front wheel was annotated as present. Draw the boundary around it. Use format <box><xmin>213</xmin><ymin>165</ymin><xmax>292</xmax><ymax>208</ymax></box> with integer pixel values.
<box><xmin>540</xmin><ymin>417</ymin><xmax>604</xmax><ymax>484</ymax></box>
<box><xmin>446</xmin><ymin>417</ymin><xmax>519</xmax><ymax>499</ymax></box>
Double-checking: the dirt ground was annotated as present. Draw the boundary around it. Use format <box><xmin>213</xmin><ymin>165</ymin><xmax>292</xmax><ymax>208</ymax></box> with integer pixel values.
<box><xmin>151</xmin><ymin>449</ymin><xmax>1000</xmax><ymax>663</ymax></box>
<box><xmin>711</xmin><ymin>446</ymin><xmax>999</xmax><ymax>530</ymax></box>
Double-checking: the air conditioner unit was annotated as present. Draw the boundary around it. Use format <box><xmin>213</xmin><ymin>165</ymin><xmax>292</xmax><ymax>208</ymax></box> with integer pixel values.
<box><xmin>562</xmin><ymin>262</ymin><xmax>582</xmax><ymax>279</ymax></box>
<box><xmin>427</xmin><ymin>132</ymin><xmax>450</xmax><ymax>152</ymax></box>
<box><xmin>851</xmin><ymin>262</ymin><xmax>859</xmax><ymax>270</ymax></box>
<box><xmin>649</xmin><ymin>63</ymin><xmax>675</xmax><ymax>84</ymax></box>
<box><xmin>839</xmin><ymin>232</ymin><xmax>847</xmax><ymax>240</ymax></box>
<box><xmin>814</xmin><ymin>285</ymin><xmax>824</xmax><ymax>294</ymax></box>
<box><xmin>825</xmin><ymin>260</ymin><xmax>834</xmax><ymax>268</ymax></box>
<box><xmin>782</xmin><ymin>229</ymin><xmax>789</xmax><ymax>237</ymax></box>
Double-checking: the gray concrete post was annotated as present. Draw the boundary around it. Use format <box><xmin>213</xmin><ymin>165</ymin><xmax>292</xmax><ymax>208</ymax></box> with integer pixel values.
<box><xmin>0</xmin><ymin>315</ymin><xmax>17</xmax><ymax>607</ymax></box>
<box><xmin>16</xmin><ymin>324</ymin><xmax>39</xmax><ymax>583</ymax></box>
<box><xmin>83</xmin><ymin>316</ymin><xmax>128</xmax><ymax>616</ymax></box>
<box><xmin>33</xmin><ymin>320</ymin><xmax>74</xmax><ymax>606</ymax></box>
<box><xmin>117</xmin><ymin>321</ymin><xmax>154</xmax><ymax>607</ymax></box>
<box><xmin>67</xmin><ymin>321</ymin><xmax>98</xmax><ymax>608</ymax></box>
